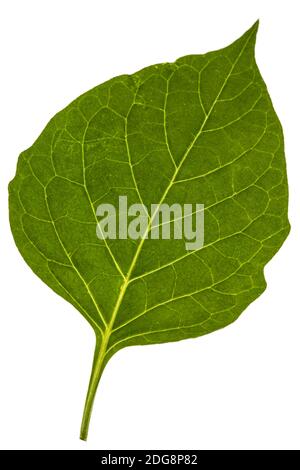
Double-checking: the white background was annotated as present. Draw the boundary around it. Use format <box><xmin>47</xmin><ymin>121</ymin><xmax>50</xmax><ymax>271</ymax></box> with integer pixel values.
<box><xmin>0</xmin><ymin>0</ymin><xmax>299</xmax><ymax>450</ymax></box>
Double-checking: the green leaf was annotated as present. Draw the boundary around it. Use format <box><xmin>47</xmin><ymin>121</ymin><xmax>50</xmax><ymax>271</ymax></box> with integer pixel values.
<box><xmin>9</xmin><ymin>21</ymin><xmax>290</xmax><ymax>440</ymax></box>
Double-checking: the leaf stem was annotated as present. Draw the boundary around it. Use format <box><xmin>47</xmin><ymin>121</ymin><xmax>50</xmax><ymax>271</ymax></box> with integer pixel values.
<box><xmin>80</xmin><ymin>334</ymin><xmax>108</xmax><ymax>441</ymax></box>
<box><xmin>80</xmin><ymin>282</ymin><xmax>129</xmax><ymax>439</ymax></box>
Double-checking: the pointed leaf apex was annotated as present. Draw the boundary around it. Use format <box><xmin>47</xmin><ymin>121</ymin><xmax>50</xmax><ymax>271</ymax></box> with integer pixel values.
<box><xmin>244</xmin><ymin>20</ymin><xmax>259</xmax><ymax>41</ymax></box>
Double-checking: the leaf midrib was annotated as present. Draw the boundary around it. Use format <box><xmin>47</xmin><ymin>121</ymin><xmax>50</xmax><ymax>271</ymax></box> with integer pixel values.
<box><xmin>100</xmin><ymin>28</ymin><xmax>256</xmax><ymax>353</ymax></box>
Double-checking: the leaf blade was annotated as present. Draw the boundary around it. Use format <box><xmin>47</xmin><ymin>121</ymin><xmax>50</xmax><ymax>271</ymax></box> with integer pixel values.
<box><xmin>9</xmin><ymin>21</ymin><xmax>290</xmax><ymax>439</ymax></box>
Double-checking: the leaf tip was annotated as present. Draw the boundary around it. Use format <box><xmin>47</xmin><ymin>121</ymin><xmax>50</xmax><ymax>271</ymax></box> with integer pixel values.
<box><xmin>244</xmin><ymin>19</ymin><xmax>259</xmax><ymax>41</ymax></box>
<box><xmin>234</xmin><ymin>20</ymin><xmax>259</xmax><ymax>54</ymax></box>
<box><xmin>253</xmin><ymin>19</ymin><xmax>259</xmax><ymax>29</ymax></box>
<box><xmin>251</xmin><ymin>19</ymin><xmax>259</xmax><ymax>35</ymax></box>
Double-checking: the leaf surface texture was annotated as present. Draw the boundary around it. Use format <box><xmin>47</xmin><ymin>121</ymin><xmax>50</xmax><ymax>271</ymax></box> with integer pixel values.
<box><xmin>9</xmin><ymin>22</ymin><xmax>290</xmax><ymax>439</ymax></box>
